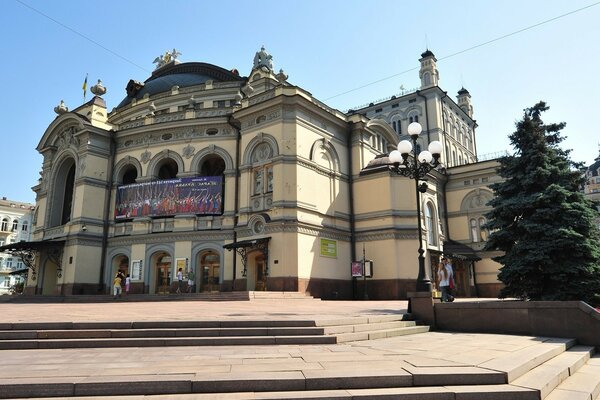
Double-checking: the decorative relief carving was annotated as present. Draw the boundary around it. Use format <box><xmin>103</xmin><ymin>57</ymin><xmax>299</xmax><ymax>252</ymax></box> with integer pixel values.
<box><xmin>141</xmin><ymin>150</ymin><xmax>152</xmax><ymax>164</ymax></box>
<box><xmin>244</xmin><ymin>107</ymin><xmax>280</xmax><ymax>128</ymax></box>
<box><xmin>252</xmin><ymin>143</ymin><xmax>273</xmax><ymax>162</ymax></box>
<box><xmin>56</xmin><ymin>126</ymin><xmax>79</xmax><ymax>150</ymax></box>
<box><xmin>248</xmin><ymin>92</ymin><xmax>275</xmax><ymax>106</ymax></box>
<box><xmin>77</xmin><ymin>156</ymin><xmax>87</xmax><ymax>177</ymax></box>
<box><xmin>182</xmin><ymin>144</ymin><xmax>195</xmax><ymax>159</ymax></box>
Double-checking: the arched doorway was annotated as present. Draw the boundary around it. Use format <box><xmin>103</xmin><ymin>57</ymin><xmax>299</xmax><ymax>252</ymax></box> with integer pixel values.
<box><xmin>151</xmin><ymin>252</ymin><xmax>172</xmax><ymax>294</ymax></box>
<box><xmin>198</xmin><ymin>251</ymin><xmax>220</xmax><ymax>292</ymax></box>
<box><xmin>111</xmin><ymin>255</ymin><xmax>129</xmax><ymax>280</ymax></box>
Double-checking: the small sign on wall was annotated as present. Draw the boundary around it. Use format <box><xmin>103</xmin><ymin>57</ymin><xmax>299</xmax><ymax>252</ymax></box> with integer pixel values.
<box><xmin>320</xmin><ymin>239</ymin><xmax>337</xmax><ymax>258</ymax></box>
<box><xmin>131</xmin><ymin>260</ymin><xmax>143</xmax><ymax>281</ymax></box>
<box><xmin>351</xmin><ymin>261</ymin><xmax>363</xmax><ymax>277</ymax></box>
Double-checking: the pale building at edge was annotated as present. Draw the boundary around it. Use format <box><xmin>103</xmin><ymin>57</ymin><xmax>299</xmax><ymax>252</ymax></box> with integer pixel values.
<box><xmin>0</xmin><ymin>198</ymin><xmax>34</xmax><ymax>294</ymax></box>
<box><xmin>2</xmin><ymin>48</ymin><xmax>505</xmax><ymax>298</ymax></box>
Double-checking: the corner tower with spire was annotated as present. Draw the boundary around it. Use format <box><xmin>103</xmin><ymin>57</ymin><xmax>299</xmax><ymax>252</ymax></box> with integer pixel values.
<box><xmin>419</xmin><ymin>50</ymin><xmax>439</xmax><ymax>89</ymax></box>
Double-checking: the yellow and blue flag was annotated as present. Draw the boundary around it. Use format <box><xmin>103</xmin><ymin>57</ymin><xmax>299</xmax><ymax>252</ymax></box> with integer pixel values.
<box><xmin>82</xmin><ymin>74</ymin><xmax>88</xmax><ymax>100</ymax></box>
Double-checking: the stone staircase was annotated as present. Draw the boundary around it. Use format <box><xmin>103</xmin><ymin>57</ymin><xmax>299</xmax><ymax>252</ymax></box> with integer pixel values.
<box><xmin>1</xmin><ymin>321</ymin><xmax>599</xmax><ymax>399</ymax></box>
<box><xmin>0</xmin><ymin>315</ymin><xmax>427</xmax><ymax>350</ymax></box>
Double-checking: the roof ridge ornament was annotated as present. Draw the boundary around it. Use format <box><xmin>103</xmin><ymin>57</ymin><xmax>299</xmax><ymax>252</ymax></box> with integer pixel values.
<box><xmin>253</xmin><ymin>46</ymin><xmax>273</xmax><ymax>71</ymax></box>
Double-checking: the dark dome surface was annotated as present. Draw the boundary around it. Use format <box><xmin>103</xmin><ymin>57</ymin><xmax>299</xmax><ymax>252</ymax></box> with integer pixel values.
<box><xmin>117</xmin><ymin>62</ymin><xmax>245</xmax><ymax>109</ymax></box>
<box><xmin>420</xmin><ymin>49</ymin><xmax>435</xmax><ymax>58</ymax></box>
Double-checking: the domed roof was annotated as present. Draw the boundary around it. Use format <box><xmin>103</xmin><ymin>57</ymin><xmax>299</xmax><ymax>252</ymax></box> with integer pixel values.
<box><xmin>117</xmin><ymin>62</ymin><xmax>245</xmax><ymax>109</ymax></box>
<box><xmin>457</xmin><ymin>87</ymin><xmax>470</xmax><ymax>96</ymax></box>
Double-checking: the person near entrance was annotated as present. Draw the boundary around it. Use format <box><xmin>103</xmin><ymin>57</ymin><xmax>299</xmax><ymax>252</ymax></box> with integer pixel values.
<box><xmin>113</xmin><ymin>273</ymin><xmax>123</xmax><ymax>298</ymax></box>
<box><xmin>187</xmin><ymin>270</ymin><xmax>195</xmax><ymax>293</ymax></box>
<box><xmin>176</xmin><ymin>268</ymin><xmax>184</xmax><ymax>294</ymax></box>
<box><xmin>125</xmin><ymin>274</ymin><xmax>131</xmax><ymax>295</ymax></box>
<box><xmin>437</xmin><ymin>257</ymin><xmax>455</xmax><ymax>302</ymax></box>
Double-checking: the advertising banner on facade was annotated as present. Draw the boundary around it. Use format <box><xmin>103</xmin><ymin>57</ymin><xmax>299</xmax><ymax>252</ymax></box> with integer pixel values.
<box><xmin>115</xmin><ymin>176</ymin><xmax>223</xmax><ymax>219</ymax></box>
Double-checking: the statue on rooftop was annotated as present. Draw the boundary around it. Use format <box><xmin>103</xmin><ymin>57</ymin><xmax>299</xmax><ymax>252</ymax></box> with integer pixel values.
<box><xmin>253</xmin><ymin>46</ymin><xmax>273</xmax><ymax>71</ymax></box>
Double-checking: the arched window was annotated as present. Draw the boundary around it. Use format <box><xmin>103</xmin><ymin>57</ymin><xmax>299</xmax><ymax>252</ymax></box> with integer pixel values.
<box><xmin>61</xmin><ymin>163</ymin><xmax>76</xmax><ymax>225</ymax></box>
<box><xmin>21</xmin><ymin>221</ymin><xmax>28</xmax><ymax>232</ymax></box>
<box><xmin>390</xmin><ymin>115</ymin><xmax>402</xmax><ymax>134</ymax></box>
<box><xmin>122</xmin><ymin>166</ymin><xmax>138</xmax><ymax>185</ymax></box>
<box><xmin>470</xmin><ymin>219</ymin><xmax>479</xmax><ymax>242</ymax></box>
<box><xmin>157</xmin><ymin>159</ymin><xmax>178</xmax><ymax>179</ymax></box>
<box><xmin>479</xmin><ymin>217</ymin><xmax>488</xmax><ymax>241</ymax></box>
<box><xmin>423</xmin><ymin>72</ymin><xmax>431</xmax><ymax>86</ymax></box>
<box><xmin>200</xmin><ymin>156</ymin><xmax>225</xmax><ymax>176</ymax></box>
<box><xmin>425</xmin><ymin>203</ymin><xmax>436</xmax><ymax>245</ymax></box>
<box><xmin>470</xmin><ymin>217</ymin><xmax>488</xmax><ymax>242</ymax></box>
<box><xmin>12</xmin><ymin>220</ymin><xmax>18</xmax><ymax>231</ymax></box>
<box><xmin>45</xmin><ymin>156</ymin><xmax>77</xmax><ymax>227</ymax></box>
<box><xmin>1</xmin><ymin>218</ymin><xmax>8</xmax><ymax>232</ymax></box>
<box><xmin>251</xmin><ymin>143</ymin><xmax>274</xmax><ymax>196</ymax></box>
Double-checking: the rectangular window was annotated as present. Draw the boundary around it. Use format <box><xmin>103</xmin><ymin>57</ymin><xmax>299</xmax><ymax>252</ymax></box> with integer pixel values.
<box><xmin>472</xmin><ymin>178</ymin><xmax>480</xmax><ymax>184</ymax></box>
<box><xmin>482</xmin><ymin>177</ymin><xmax>488</xmax><ymax>183</ymax></box>
<box><xmin>392</xmin><ymin>103</ymin><xmax>399</xmax><ymax>108</ymax></box>
<box><xmin>266</xmin><ymin>166</ymin><xmax>273</xmax><ymax>193</ymax></box>
<box><xmin>464</xmin><ymin>180</ymin><xmax>470</xmax><ymax>186</ymax></box>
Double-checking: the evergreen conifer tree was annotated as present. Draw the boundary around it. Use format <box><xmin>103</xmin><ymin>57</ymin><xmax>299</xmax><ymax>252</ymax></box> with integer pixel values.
<box><xmin>485</xmin><ymin>102</ymin><xmax>600</xmax><ymax>304</ymax></box>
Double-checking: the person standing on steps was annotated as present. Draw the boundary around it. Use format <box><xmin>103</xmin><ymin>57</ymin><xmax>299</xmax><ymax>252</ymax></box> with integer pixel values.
<box><xmin>125</xmin><ymin>273</ymin><xmax>131</xmax><ymax>296</ymax></box>
<box><xmin>113</xmin><ymin>273</ymin><xmax>122</xmax><ymax>298</ymax></box>
<box><xmin>187</xmin><ymin>269</ymin><xmax>195</xmax><ymax>293</ymax></box>
<box><xmin>176</xmin><ymin>268</ymin><xmax>183</xmax><ymax>294</ymax></box>
<box><xmin>437</xmin><ymin>257</ymin><xmax>454</xmax><ymax>302</ymax></box>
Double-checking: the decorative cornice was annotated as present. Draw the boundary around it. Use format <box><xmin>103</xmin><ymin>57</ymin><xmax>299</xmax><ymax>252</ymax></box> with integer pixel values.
<box><xmin>115</xmin><ymin>124</ymin><xmax>234</xmax><ymax>150</ymax></box>
<box><xmin>108</xmin><ymin>230</ymin><xmax>233</xmax><ymax>246</ymax></box>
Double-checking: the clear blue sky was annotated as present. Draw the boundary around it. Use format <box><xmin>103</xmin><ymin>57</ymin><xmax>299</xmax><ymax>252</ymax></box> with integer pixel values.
<box><xmin>2</xmin><ymin>0</ymin><xmax>599</xmax><ymax>203</ymax></box>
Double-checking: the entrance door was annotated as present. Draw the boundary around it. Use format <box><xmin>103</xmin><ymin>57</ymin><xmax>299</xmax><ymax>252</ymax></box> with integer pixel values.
<box><xmin>41</xmin><ymin>261</ymin><xmax>57</xmax><ymax>295</ymax></box>
<box><xmin>199</xmin><ymin>252</ymin><xmax>220</xmax><ymax>292</ymax></box>
<box><xmin>255</xmin><ymin>255</ymin><xmax>266</xmax><ymax>291</ymax></box>
<box><xmin>156</xmin><ymin>263</ymin><xmax>171</xmax><ymax>294</ymax></box>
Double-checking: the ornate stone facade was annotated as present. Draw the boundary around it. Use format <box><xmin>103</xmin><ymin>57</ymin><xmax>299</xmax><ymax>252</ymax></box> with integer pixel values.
<box><xmin>19</xmin><ymin>48</ymin><xmax>504</xmax><ymax>298</ymax></box>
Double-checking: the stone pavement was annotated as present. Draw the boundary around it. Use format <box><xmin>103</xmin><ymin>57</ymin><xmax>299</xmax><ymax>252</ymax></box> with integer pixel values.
<box><xmin>0</xmin><ymin>299</ymin><xmax>410</xmax><ymax>324</ymax></box>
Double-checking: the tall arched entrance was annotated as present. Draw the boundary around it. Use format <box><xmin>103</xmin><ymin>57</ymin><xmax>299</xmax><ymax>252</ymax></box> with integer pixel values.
<box><xmin>111</xmin><ymin>255</ymin><xmax>129</xmax><ymax>281</ymax></box>
<box><xmin>150</xmin><ymin>252</ymin><xmax>172</xmax><ymax>294</ymax></box>
<box><xmin>198</xmin><ymin>251</ymin><xmax>220</xmax><ymax>292</ymax></box>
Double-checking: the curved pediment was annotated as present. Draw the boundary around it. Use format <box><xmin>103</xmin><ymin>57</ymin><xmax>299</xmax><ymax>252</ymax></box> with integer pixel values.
<box><xmin>37</xmin><ymin>113</ymin><xmax>88</xmax><ymax>152</ymax></box>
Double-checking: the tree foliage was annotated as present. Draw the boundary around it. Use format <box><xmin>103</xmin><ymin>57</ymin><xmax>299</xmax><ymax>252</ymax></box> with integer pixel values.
<box><xmin>484</xmin><ymin>102</ymin><xmax>600</xmax><ymax>304</ymax></box>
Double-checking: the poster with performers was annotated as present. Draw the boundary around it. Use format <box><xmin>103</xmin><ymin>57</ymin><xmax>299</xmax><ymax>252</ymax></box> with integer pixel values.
<box><xmin>115</xmin><ymin>176</ymin><xmax>223</xmax><ymax>220</ymax></box>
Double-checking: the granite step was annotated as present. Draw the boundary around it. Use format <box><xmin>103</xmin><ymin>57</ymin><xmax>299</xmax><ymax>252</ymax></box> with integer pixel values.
<box><xmin>510</xmin><ymin>345</ymin><xmax>594</xmax><ymax>399</ymax></box>
<box><xmin>0</xmin><ymin>315</ymin><xmax>430</xmax><ymax>349</ymax></box>
<box><xmin>0</xmin><ymin>334</ymin><xmax>338</xmax><ymax>349</ymax></box>
<box><xmin>0</xmin><ymin>368</ymin><xmax>515</xmax><ymax>399</ymax></box>
<box><xmin>544</xmin><ymin>353</ymin><xmax>600</xmax><ymax>400</ymax></box>
<box><xmin>27</xmin><ymin>385</ymin><xmax>541</xmax><ymax>400</ymax></box>
<box><xmin>335</xmin><ymin>325</ymin><xmax>431</xmax><ymax>343</ymax></box>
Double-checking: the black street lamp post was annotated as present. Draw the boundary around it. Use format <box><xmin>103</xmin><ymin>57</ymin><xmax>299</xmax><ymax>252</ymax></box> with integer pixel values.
<box><xmin>388</xmin><ymin>122</ymin><xmax>443</xmax><ymax>292</ymax></box>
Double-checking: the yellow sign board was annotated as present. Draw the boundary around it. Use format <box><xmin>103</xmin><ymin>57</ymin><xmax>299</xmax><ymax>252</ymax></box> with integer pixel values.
<box><xmin>320</xmin><ymin>239</ymin><xmax>337</xmax><ymax>258</ymax></box>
